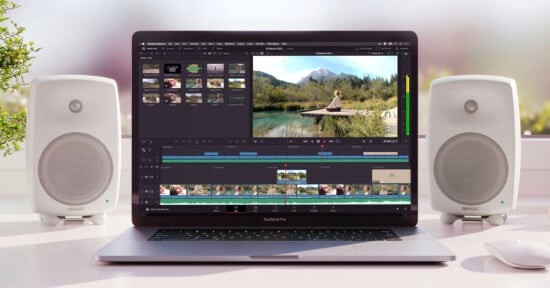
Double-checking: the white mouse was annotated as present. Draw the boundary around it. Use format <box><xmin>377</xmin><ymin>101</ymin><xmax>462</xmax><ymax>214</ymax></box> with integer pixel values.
<box><xmin>484</xmin><ymin>239</ymin><xmax>550</xmax><ymax>269</ymax></box>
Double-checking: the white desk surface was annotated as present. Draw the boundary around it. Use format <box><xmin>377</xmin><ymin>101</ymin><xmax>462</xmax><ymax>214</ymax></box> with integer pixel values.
<box><xmin>1</xmin><ymin>194</ymin><xmax>550</xmax><ymax>288</ymax></box>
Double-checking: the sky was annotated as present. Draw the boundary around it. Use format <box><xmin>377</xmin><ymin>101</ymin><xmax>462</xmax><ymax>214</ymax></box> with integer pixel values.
<box><xmin>253</xmin><ymin>56</ymin><xmax>398</xmax><ymax>84</ymax></box>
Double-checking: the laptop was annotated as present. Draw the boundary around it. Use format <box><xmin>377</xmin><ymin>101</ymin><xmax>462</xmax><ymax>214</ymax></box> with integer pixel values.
<box><xmin>96</xmin><ymin>31</ymin><xmax>455</xmax><ymax>262</ymax></box>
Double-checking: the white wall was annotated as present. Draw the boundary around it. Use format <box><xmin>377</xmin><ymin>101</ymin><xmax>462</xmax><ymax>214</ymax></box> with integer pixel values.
<box><xmin>1</xmin><ymin>138</ymin><xmax>549</xmax><ymax>197</ymax></box>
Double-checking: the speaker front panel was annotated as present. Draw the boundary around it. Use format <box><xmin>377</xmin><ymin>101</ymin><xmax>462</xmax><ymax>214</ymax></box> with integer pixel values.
<box><xmin>433</xmin><ymin>132</ymin><xmax>508</xmax><ymax>205</ymax></box>
<box><xmin>38</xmin><ymin>132</ymin><xmax>113</xmax><ymax>206</ymax></box>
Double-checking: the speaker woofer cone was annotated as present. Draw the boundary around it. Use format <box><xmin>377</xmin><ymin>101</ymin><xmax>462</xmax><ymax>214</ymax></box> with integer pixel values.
<box><xmin>433</xmin><ymin>132</ymin><xmax>508</xmax><ymax>206</ymax></box>
<box><xmin>38</xmin><ymin>132</ymin><xmax>113</xmax><ymax>206</ymax></box>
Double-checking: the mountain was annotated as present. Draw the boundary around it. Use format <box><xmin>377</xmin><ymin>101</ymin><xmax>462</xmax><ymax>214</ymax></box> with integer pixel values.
<box><xmin>254</xmin><ymin>68</ymin><xmax>368</xmax><ymax>87</ymax></box>
<box><xmin>253</xmin><ymin>71</ymin><xmax>296</xmax><ymax>87</ymax></box>
<box><xmin>297</xmin><ymin>68</ymin><xmax>338</xmax><ymax>85</ymax></box>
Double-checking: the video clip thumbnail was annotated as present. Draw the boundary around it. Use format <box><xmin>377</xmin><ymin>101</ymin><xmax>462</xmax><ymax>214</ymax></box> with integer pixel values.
<box><xmin>207</xmin><ymin>63</ymin><xmax>224</xmax><ymax>73</ymax></box>
<box><xmin>143</xmin><ymin>78</ymin><xmax>159</xmax><ymax>89</ymax></box>
<box><xmin>163</xmin><ymin>93</ymin><xmax>181</xmax><ymax>104</ymax></box>
<box><xmin>164</xmin><ymin>78</ymin><xmax>182</xmax><ymax>89</ymax></box>
<box><xmin>164</xmin><ymin>63</ymin><xmax>181</xmax><ymax>74</ymax></box>
<box><xmin>185</xmin><ymin>93</ymin><xmax>203</xmax><ymax>104</ymax></box>
<box><xmin>143</xmin><ymin>64</ymin><xmax>160</xmax><ymax>74</ymax></box>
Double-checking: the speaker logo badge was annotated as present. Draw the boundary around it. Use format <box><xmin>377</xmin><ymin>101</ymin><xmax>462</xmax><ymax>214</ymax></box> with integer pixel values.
<box><xmin>462</xmin><ymin>206</ymin><xmax>479</xmax><ymax>211</ymax></box>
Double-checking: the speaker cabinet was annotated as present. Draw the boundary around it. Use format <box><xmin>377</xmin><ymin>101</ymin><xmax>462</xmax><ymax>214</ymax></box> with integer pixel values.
<box><xmin>27</xmin><ymin>75</ymin><xmax>121</xmax><ymax>225</ymax></box>
<box><xmin>428</xmin><ymin>75</ymin><xmax>520</xmax><ymax>226</ymax></box>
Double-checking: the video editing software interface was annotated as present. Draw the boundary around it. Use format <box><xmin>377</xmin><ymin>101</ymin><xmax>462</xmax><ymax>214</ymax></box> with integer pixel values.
<box><xmin>137</xmin><ymin>38</ymin><xmax>414</xmax><ymax>215</ymax></box>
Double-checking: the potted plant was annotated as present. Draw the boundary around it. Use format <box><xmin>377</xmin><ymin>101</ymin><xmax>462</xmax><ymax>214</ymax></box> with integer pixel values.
<box><xmin>0</xmin><ymin>0</ymin><xmax>39</xmax><ymax>157</ymax></box>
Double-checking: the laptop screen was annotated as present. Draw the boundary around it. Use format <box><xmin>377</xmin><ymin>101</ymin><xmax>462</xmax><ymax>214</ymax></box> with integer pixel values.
<box><xmin>133</xmin><ymin>31</ymin><xmax>417</xmax><ymax>226</ymax></box>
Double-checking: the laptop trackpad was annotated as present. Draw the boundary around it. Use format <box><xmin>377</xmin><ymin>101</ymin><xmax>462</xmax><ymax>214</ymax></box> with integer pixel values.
<box><xmin>250</xmin><ymin>255</ymin><xmax>300</xmax><ymax>260</ymax></box>
<box><xmin>168</xmin><ymin>241</ymin><xmax>357</xmax><ymax>257</ymax></box>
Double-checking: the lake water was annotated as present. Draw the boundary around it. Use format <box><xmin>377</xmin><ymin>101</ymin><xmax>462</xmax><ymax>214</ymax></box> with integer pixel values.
<box><xmin>253</xmin><ymin>111</ymin><xmax>316</xmax><ymax>137</ymax></box>
<box><xmin>253</xmin><ymin>109</ymin><xmax>397</xmax><ymax>137</ymax></box>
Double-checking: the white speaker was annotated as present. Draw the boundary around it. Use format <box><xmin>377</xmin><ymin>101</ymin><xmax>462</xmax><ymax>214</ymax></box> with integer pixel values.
<box><xmin>27</xmin><ymin>75</ymin><xmax>121</xmax><ymax>225</ymax></box>
<box><xmin>428</xmin><ymin>75</ymin><xmax>520</xmax><ymax>226</ymax></box>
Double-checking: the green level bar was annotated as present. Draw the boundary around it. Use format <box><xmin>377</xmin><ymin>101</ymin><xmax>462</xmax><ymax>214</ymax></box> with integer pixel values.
<box><xmin>406</xmin><ymin>75</ymin><xmax>410</xmax><ymax>136</ymax></box>
<box><xmin>163</xmin><ymin>158</ymin><xmax>408</xmax><ymax>164</ymax></box>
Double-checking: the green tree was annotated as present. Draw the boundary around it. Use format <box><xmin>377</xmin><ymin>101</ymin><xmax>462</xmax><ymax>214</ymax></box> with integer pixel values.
<box><xmin>369</xmin><ymin>78</ymin><xmax>386</xmax><ymax>100</ymax></box>
<box><xmin>527</xmin><ymin>102</ymin><xmax>550</xmax><ymax>134</ymax></box>
<box><xmin>0</xmin><ymin>110</ymin><xmax>25</xmax><ymax>156</ymax></box>
<box><xmin>268</xmin><ymin>86</ymin><xmax>287</xmax><ymax>103</ymax></box>
<box><xmin>0</xmin><ymin>0</ymin><xmax>39</xmax><ymax>156</ymax></box>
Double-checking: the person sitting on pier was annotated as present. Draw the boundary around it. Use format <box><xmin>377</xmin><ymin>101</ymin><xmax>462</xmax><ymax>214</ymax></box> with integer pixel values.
<box><xmin>326</xmin><ymin>90</ymin><xmax>342</xmax><ymax>112</ymax></box>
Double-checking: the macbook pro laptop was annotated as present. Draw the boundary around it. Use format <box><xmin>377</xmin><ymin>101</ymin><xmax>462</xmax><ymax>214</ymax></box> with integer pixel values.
<box><xmin>96</xmin><ymin>31</ymin><xmax>455</xmax><ymax>262</ymax></box>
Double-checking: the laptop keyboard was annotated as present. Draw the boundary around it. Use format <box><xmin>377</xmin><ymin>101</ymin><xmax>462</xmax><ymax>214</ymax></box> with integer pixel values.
<box><xmin>149</xmin><ymin>229</ymin><xmax>401</xmax><ymax>241</ymax></box>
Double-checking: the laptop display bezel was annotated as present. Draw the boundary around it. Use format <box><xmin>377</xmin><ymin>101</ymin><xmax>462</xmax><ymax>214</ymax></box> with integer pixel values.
<box><xmin>131</xmin><ymin>31</ymin><xmax>418</xmax><ymax>227</ymax></box>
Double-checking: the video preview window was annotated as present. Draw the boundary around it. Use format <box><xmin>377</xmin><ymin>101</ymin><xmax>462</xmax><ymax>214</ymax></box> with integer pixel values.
<box><xmin>252</xmin><ymin>55</ymin><xmax>398</xmax><ymax>138</ymax></box>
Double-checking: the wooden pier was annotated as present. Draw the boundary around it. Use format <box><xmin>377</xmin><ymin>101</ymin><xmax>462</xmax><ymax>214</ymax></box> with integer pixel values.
<box><xmin>299</xmin><ymin>108</ymin><xmax>367</xmax><ymax>124</ymax></box>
